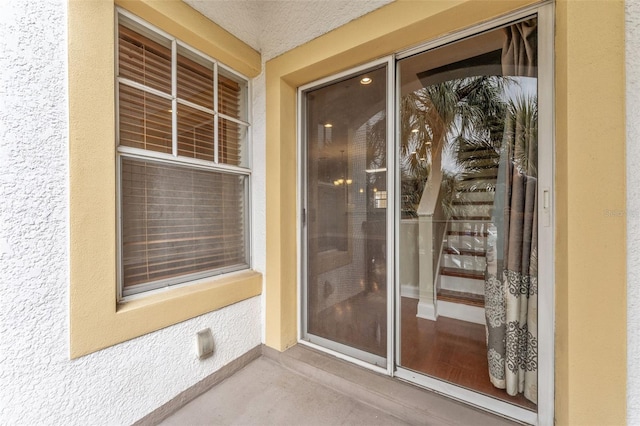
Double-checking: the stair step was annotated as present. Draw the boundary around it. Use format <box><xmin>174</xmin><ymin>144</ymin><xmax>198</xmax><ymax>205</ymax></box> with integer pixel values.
<box><xmin>440</xmin><ymin>267</ymin><xmax>485</xmax><ymax>280</ymax></box>
<box><xmin>446</xmin><ymin>234</ymin><xmax>487</xmax><ymax>252</ymax></box>
<box><xmin>452</xmin><ymin>200</ymin><xmax>492</xmax><ymax>206</ymax></box>
<box><xmin>453</xmin><ymin>191</ymin><xmax>495</xmax><ymax>203</ymax></box>
<box><xmin>443</xmin><ymin>253</ymin><xmax>486</xmax><ymax>271</ymax></box>
<box><xmin>451</xmin><ymin>215</ymin><xmax>491</xmax><ymax>221</ymax></box>
<box><xmin>451</xmin><ymin>203</ymin><xmax>493</xmax><ymax>219</ymax></box>
<box><xmin>456</xmin><ymin>179</ymin><xmax>497</xmax><ymax>192</ymax></box>
<box><xmin>447</xmin><ymin>230</ymin><xmax>488</xmax><ymax>237</ymax></box>
<box><xmin>461</xmin><ymin>169</ymin><xmax>499</xmax><ymax>180</ymax></box>
<box><xmin>437</xmin><ymin>288</ymin><xmax>485</xmax><ymax>307</ymax></box>
<box><xmin>459</xmin><ymin>148</ymin><xmax>499</xmax><ymax>161</ymax></box>
<box><xmin>443</xmin><ymin>247</ymin><xmax>486</xmax><ymax>257</ymax></box>
<box><xmin>459</xmin><ymin>157</ymin><xmax>500</xmax><ymax>168</ymax></box>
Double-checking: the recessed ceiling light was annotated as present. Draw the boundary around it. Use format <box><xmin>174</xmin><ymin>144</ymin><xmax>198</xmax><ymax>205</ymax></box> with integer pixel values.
<box><xmin>411</xmin><ymin>129</ymin><xmax>419</xmax><ymax>133</ymax></box>
<box><xmin>324</xmin><ymin>123</ymin><xmax>333</xmax><ymax>128</ymax></box>
<box><xmin>360</xmin><ymin>77</ymin><xmax>372</xmax><ymax>85</ymax></box>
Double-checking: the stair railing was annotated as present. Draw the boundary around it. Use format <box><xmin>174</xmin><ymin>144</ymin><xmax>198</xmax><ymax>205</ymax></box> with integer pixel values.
<box><xmin>415</xmin><ymin>152</ymin><xmax>446</xmax><ymax>320</ymax></box>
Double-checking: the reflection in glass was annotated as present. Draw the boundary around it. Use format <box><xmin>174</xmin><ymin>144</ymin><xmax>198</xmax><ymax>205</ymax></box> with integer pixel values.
<box><xmin>304</xmin><ymin>66</ymin><xmax>388</xmax><ymax>362</ymax></box>
<box><xmin>398</xmin><ymin>18</ymin><xmax>538</xmax><ymax>410</ymax></box>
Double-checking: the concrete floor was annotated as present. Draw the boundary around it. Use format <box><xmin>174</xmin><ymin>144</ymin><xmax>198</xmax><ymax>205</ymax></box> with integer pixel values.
<box><xmin>156</xmin><ymin>345</ymin><xmax>518</xmax><ymax>426</ymax></box>
<box><xmin>159</xmin><ymin>357</ymin><xmax>409</xmax><ymax>426</ymax></box>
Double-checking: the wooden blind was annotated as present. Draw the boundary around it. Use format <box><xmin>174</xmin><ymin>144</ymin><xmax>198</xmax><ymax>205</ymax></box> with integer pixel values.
<box><xmin>118</xmin><ymin>22</ymin><xmax>246</xmax><ymax>166</ymax></box>
<box><xmin>121</xmin><ymin>158</ymin><xmax>247</xmax><ymax>288</ymax></box>
<box><xmin>118</xmin><ymin>24</ymin><xmax>171</xmax><ymax>94</ymax></box>
<box><xmin>117</xmin><ymin>18</ymin><xmax>250</xmax><ymax>292</ymax></box>
<box><xmin>119</xmin><ymin>83</ymin><xmax>172</xmax><ymax>153</ymax></box>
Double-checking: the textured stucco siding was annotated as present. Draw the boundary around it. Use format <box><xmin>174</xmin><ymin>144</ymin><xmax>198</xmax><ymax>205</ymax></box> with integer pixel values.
<box><xmin>2</xmin><ymin>0</ymin><xmax>640</xmax><ymax>424</ymax></box>
<box><xmin>0</xmin><ymin>1</ymin><xmax>262</xmax><ymax>424</ymax></box>
<box><xmin>185</xmin><ymin>0</ymin><xmax>394</xmax><ymax>61</ymax></box>
<box><xmin>627</xmin><ymin>1</ymin><xmax>640</xmax><ymax>424</ymax></box>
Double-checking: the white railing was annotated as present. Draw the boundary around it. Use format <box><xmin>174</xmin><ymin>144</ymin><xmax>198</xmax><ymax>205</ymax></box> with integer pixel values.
<box><xmin>415</xmin><ymin>156</ymin><xmax>446</xmax><ymax>320</ymax></box>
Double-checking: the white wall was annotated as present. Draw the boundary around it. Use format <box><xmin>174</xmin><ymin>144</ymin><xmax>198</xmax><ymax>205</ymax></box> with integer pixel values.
<box><xmin>627</xmin><ymin>1</ymin><xmax>640</xmax><ymax>424</ymax></box>
<box><xmin>0</xmin><ymin>1</ymin><xmax>262</xmax><ymax>424</ymax></box>
<box><xmin>185</xmin><ymin>0</ymin><xmax>393</xmax><ymax>62</ymax></box>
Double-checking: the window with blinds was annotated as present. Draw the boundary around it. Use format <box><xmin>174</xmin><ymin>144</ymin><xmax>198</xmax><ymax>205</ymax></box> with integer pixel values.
<box><xmin>116</xmin><ymin>10</ymin><xmax>250</xmax><ymax>297</ymax></box>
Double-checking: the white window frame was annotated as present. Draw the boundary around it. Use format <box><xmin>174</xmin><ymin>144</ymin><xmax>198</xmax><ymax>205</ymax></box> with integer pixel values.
<box><xmin>115</xmin><ymin>8</ymin><xmax>252</xmax><ymax>300</ymax></box>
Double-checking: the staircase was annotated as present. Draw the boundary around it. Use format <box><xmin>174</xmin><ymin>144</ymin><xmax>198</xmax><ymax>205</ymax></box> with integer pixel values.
<box><xmin>436</xmin><ymin>145</ymin><xmax>499</xmax><ymax>324</ymax></box>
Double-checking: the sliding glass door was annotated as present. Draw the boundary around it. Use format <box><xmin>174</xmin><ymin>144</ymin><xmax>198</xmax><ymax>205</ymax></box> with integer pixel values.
<box><xmin>300</xmin><ymin>62</ymin><xmax>391</xmax><ymax>367</ymax></box>
<box><xmin>299</xmin><ymin>5</ymin><xmax>552</xmax><ymax>423</ymax></box>
<box><xmin>396</xmin><ymin>15</ymin><xmax>542</xmax><ymax>417</ymax></box>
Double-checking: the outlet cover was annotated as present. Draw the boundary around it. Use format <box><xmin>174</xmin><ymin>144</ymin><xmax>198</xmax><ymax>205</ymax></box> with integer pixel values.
<box><xmin>196</xmin><ymin>328</ymin><xmax>214</xmax><ymax>359</ymax></box>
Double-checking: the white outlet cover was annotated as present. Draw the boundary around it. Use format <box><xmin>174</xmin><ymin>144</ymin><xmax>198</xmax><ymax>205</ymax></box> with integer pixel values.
<box><xmin>196</xmin><ymin>328</ymin><xmax>214</xmax><ymax>359</ymax></box>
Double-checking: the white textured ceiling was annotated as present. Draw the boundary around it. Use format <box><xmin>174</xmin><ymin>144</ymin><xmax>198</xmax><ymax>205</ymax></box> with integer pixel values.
<box><xmin>184</xmin><ymin>0</ymin><xmax>394</xmax><ymax>62</ymax></box>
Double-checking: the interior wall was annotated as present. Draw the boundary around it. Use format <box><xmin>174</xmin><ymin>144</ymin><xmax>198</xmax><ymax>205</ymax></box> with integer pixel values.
<box><xmin>0</xmin><ymin>1</ymin><xmax>261</xmax><ymax>424</ymax></box>
<box><xmin>626</xmin><ymin>1</ymin><xmax>640</xmax><ymax>423</ymax></box>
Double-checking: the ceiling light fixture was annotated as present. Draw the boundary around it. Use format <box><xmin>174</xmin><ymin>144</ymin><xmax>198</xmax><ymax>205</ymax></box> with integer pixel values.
<box><xmin>324</xmin><ymin>123</ymin><xmax>333</xmax><ymax>128</ymax></box>
<box><xmin>360</xmin><ymin>77</ymin><xmax>372</xmax><ymax>85</ymax></box>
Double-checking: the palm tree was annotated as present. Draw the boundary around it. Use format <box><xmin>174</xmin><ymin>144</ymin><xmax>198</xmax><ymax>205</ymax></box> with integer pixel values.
<box><xmin>399</xmin><ymin>76</ymin><xmax>510</xmax><ymax>216</ymax></box>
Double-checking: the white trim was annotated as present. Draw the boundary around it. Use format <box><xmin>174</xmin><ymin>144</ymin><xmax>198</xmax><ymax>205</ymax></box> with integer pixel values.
<box><xmin>171</xmin><ymin>38</ymin><xmax>178</xmax><ymax>157</ymax></box>
<box><xmin>298</xmin><ymin>56</ymin><xmax>393</xmax><ymax>93</ymax></box>
<box><xmin>298</xmin><ymin>339</ymin><xmax>388</xmax><ymax>373</ymax></box>
<box><xmin>298</xmin><ymin>57</ymin><xmax>393</xmax><ymax>369</ymax></box>
<box><xmin>213</xmin><ymin>61</ymin><xmax>219</xmax><ymax>164</ymax></box>
<box><xmin>117</xmin><ymin>77</ymin><xmax>172</xmax><ymax>100</ymax></box>
<box><xmin>385</xmin><ymin>55</ymin><xmax>397</xmax><ymax>376</ymax></box>
<box><xmin>534</xmin><ymin>3</ymin><xmax>555</xmax><ymax>425</ymax></box>
<box><xmin>437</xmin><ymin>301</ymin><xmax>485</xmax><ymax>325</ymax></box>
<box><xmin>176</xmin><ymin>97</ymin><xmax>216</xmax><ymax>116</ymax></box>
<box><xmin>395</xmin><ymin>367</ymin><xmax>538</xmax><ymax>425</ymax></box>
<box><xmin>416</xmin><ymin>301</ymin><xmax>437</xmax><ymax>321</ymax></box>
<box><xmin>117</xmin><ymin>146</ymin><xmax>251</xmax><ymax>175</ymax></box>
<box><xmin>297</xmin><ymin>85</ymin><xmax>305</xmax><ymax>343</ymax></box>
<box><xmin>400</xmin><ymin>284</ymin><xmax>419</xmax><ymax>299</ymax></box>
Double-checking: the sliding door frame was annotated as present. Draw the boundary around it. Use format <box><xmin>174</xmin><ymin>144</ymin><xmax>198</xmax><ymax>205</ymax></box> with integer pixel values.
<box><xmin>392</xmin><ymin>3</ymin><xmax>554</xmax><ymax>425</ymax></box>
<box><xmin>297</xmin><ymin>56</ymin><xmax>396</xmax><ymax>375</ymax></box>
<box><xmin>296</xmin><ymin>2</ymin><xmax>554</xmax><ymax>422</ymax></box>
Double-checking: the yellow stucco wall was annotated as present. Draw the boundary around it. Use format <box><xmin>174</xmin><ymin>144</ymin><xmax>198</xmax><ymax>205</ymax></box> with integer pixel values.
<box><xmin>264</xmin><ymin>0</ymin><xmax>626</xmax><ymax>424</ymax></box>
<box><xmin>67</xmin><ymin>0</ymin><xmax>262</xmax><ymax>358</ymax></box>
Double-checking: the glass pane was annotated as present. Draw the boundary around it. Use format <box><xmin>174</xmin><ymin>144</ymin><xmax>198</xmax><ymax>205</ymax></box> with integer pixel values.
<box><xmin>119</xmin><ymin>83</ymin><xmax>172</xmax><ymax>154</ymax></box>
<box><xmin>398</xmin><ymin>18</ymin><xmax>538</xmax><ymax>410</ymax></box>
<box><xmin>118</xmin><ymin>17</ymin><xmax>171</xmax><ymax>94</ymax></box>
<box><xmin>218</xmin><ymin>68</ymin><xmax>248</xmax><ymax>122</ymax></box>
<box><xmin>121</xmin><ymin>157</ymin><xmax>248</xmax><ymax>293</ymax></box>
<box><xmin>218</xmin><ymin>118</ymin><xmax>248</xmax><ymax>167</ymax></box>
<box><xmin>177</xmin><ymin>103</ymin><xmax>215</xmax><ymax>161</ymax></box>
<box><xmin>177</xmin><ymin>45</ymin><xmax>214</xmax><ymax>110</ymax></box>
<box><xmin>305</xmin><ymin>66</ymin><xmax>388</xmax><ymax>363</ymax></box>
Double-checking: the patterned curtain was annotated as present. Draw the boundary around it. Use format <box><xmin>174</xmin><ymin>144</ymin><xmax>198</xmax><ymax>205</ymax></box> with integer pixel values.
<box><xmin>484</xmin><ymin>19</ymin><xmax>538</xmax><ymax>404</ymax></box>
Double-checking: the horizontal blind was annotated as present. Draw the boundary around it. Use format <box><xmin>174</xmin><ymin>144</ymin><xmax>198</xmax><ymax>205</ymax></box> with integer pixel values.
<box><xmin>118</xmin><ymin>24</ymin><xmax>171</xmax><ymax>94</ymax></box>
<box><xmin>119</xmin><ymin>83</ymin><xmax>172</xmax><ymax>153</ymax></box>
<box><xmin>177</xmin><ymin>48</ymin><xmax>214</xmax><ymax>109</ymax></box>
<box><xmin>121</xmin><ymin>158</ymin><xmax>247</xmax><ymax>288</ymax></box>
<box><xmin>219</xmin><ymin>74</ymin><xmax>246</xmax><ymax>167</ymax></box>
<box><xmin>117</xmin><ymin>14</ymin><xmax>250</xmax><ymax>293</ymax></box>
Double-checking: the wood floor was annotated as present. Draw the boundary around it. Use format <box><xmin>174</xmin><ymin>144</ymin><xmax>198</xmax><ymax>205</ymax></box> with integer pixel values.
<box><xmin>400</xmin><ymin>297</ymin><xmax>537</xmax><ymax>411</ymax></box>
<box><xmin>310</xmin><ymin>291</ymin><xmax>536</xmax><ymax>411</ymax></box>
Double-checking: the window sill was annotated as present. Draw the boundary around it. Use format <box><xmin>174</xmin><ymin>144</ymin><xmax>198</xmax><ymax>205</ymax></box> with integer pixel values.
<box><xmin>117</xmin><ymin>269</ymin><xmax>262</xmax><ymax>314</ymax></box>
<box><xmin>71</xmin><ymin>269</ymin><xmax>262</xmax><ymax>359</ymax></box>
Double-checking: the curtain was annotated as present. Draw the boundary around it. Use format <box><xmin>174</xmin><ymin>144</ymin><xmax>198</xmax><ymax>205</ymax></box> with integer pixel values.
<box><xmin>484</xmin><ymin>19</ymin><xmax>538</xmax><ymax>404</ymax></box>
<box><xmin>501</xmin><ymin>19</ymin><xmax>537</xmax><ymax>78</ymax></box>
